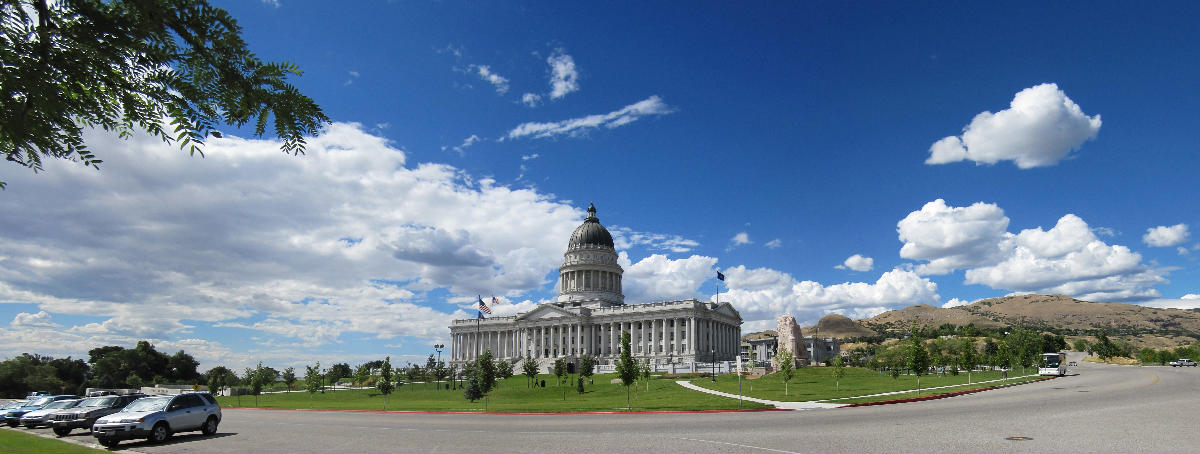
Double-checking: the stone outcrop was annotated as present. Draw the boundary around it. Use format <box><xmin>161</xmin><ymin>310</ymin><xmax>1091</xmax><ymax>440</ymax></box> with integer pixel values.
<box><xmin>772</xmin><ymin>315</ymin><xmax>808</xmax><ymax>369</ymax></box>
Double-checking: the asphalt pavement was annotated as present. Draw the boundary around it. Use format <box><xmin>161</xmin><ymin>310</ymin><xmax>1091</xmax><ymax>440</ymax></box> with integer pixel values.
<box><xmin>10</xmin><ymin>355</ymin><xmax>1200</xmax><ymax>453</ymax></box>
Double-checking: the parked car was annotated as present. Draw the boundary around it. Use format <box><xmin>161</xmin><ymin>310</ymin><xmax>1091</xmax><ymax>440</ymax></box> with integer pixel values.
<box><xmin>92</xmin><ymin>393</ymin><xmax>221</xmax><ymax>448</ymax></box>
<box><xmin>50</xmin><ymin>393</ymin><xmax>146</xmax><ymax>436</ymax></box>
<box><xmin>4</xmin><ymin>395</ymin><xmax>80</xmax><ymax>427</ymax></box>
<box><xmin>1170</xmin><ymin>358</ymin><xmax>1198</xmax><ymax>367</ymax></box>
<box><xmin>20</xmin><ymin>398</ymin><xmax>82</xmax><ymax>428</ymax></box>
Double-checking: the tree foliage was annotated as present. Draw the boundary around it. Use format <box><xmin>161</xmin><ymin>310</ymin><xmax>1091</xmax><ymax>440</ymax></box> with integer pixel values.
<box><xmin>615</xmin><ymin>330</ymin><xmax>637</xmax><ymax>409</ymax></box>
<box><xmin>831</xmin><ymin>355</ymin><xmax>846</xmax><ymax>391</ymax></box>
<box><xmin>521</xmin><ymin>356</ymin><xmax>538</xmax><ymax>388</ymax></box>
<box><xmin>0</xmin><ymin>0</ymin><xmax>329</xmax><ymax>189</ymax></box>
<box><xmin>87</xmin><ymin>341</ymin><xmax>199</xmax><ymax>388</ymax></box>
<box><xmin>476</xmin><ymin>349</ymin><xmax>496</xmax><ymax>396</ymax></box>
<box><xmin>496</xmin><ymin>359</ymin><xmax>514</xmax><ymax>380</ymax></box>
<box><xmin>775</xmin><ymin>348</ymin><xmax>794</xmax><ymax>396</ymax></box>
<box><xmin>906</xmin><ymin>327</ymin><xmax>931</xmax><ymax>395</ymax></box>
<box><xmin>303</xmin><ymin>361</ymin><xmax>321</xmax><ymax>398</ymax></box>
<box><xmin>553</xmin><ymin>358</ymin><xmax>566</xmax><ymax>386</ymax></box>
<box><xmin>578</xmin><ymin>354</ymin><xmax>595</xmax><ymax>381</ymax></box>
<box><xmin>0</xmin><ymin>353</ymin><xmax>88</xmax><ymax>397</ymax></box>
<box><xmin>204</xmin><ymin>366</ymin><xmax>236</xmax><ymax>397</ymax></box>
<box><xmin>377</xmin><ymin>357</ymin><xmax>393</xmax><ymax>409</ymax></box>
<box><xmin>282</xmin><ymin>367</ymin><xmax>296</xmax><ymax>391</ymax></box>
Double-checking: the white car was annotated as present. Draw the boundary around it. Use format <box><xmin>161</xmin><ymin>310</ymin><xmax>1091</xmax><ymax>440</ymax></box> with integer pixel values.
<box><xmin>20</xmin><ymin>399</ymin><xmax>81</xmax><ymax>428</ymax></box>
<box><xmin>1170</xmin><ymin>358</ymin><xmax>1197</xmax><ymax>367</ymax></box>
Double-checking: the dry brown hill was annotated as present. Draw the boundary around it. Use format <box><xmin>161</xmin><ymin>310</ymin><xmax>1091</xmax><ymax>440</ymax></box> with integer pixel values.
<box><xmin>801</xmin><ymin>313</ymin><xmax>876</xmax><ymax>338</ymax></box>
<box><xmin>860</xmin><ymin>294</ymin><xmax>1200</xmax><ymax>348</ymax></box>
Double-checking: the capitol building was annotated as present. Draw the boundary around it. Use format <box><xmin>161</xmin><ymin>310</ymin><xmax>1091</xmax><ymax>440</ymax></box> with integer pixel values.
<box><xmin>449</xmin><ymin>204</ymin><xmax>743</xmax><ymax>373</ymax></box>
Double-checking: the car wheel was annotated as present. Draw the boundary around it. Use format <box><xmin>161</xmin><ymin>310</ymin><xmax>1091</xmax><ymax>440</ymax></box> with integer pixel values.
<box><xmin>149</xmin><ymin>423</ymin><xmax>171</xmax><ymax>443</ymax></box>
<box><xmin>201</xmin><ymin>416</ymin><xmax>219</xmax><ymax>435</ymax></box>
<box><xmin>53</xmin><ymin>426</ymin><xmax>71</xmax><ymax>437</ymax></box>
<box><xmin>98</xmin><ymin>437</ymin><xmax>120</xmax><ymax>448</ymax></box>
<box><xmin>5</xmin><ymin>420</ymin><xmax>17</xmax><ymax>428</ymax></box>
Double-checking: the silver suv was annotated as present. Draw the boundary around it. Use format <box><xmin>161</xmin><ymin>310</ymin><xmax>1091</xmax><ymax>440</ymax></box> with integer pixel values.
<box><xmin>50</xmin><ymin>394</ymin><xmax>145</xmax><ymax>436</ymax></box>
<box><xmin>91</xmin><ymin>393</ymin><xmax>221</xmax><ymax>448</ymax></box>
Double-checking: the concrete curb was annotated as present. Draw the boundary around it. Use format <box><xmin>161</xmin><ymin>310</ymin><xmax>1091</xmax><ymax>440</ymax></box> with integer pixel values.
<box><xmin>838</xmin><ymin>376</ymin><xmax>1056</xmax><ymax>407</ymax></box>
<box><xmin>224</xmin><ymin>406</ymin><xmax>792</xmax><ymax>415</ymax></box>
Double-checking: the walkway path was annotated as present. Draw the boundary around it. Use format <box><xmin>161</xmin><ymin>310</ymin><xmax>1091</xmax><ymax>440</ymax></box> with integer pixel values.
<box><xmin>677</xmin><ymin>373</ymin><xmax>1041</xmax><ymax>410</ymax></box>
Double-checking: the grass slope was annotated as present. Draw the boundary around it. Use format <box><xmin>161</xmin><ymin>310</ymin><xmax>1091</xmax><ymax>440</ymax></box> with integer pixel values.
<box><xmin>692</xmin><ymin>367</ymin><xmax>1041</xmax><ymax>402</ymax></box>
<box><xmin>0</xmin><ymin>428</ymin><xmax>109</xmax><ymax>454</ymax></box>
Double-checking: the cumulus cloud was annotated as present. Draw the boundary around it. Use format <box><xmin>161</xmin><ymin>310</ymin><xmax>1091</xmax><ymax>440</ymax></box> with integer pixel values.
<box><xmin>505</xmin><ymin>96</ymin><xmax>674</xmax><ymax>140</ymax></box>
<box><xmin>900</xmin><ymin>199</ymin><xmax>1167</xmax><ymax>302</ymax></box>
<box><xmin>547</xmin><ymin>50</ymin><xmax>580</xmax><ymax>99</ymax></box>
<box><xmin>619</xmin><ymin>253</ymin><xmax>718</xmax><ymax>303</ymax></box>
<box><xmin>729</xmin><ymin>232</ymin><xmax>752</xmax><ymax>249</ymax></box>
<box><xmin>719</xmin><ymin>266</ymin><xmax>941</xmax><ymax>324</ymax></box>
<box><xmin>835</xmin><ymin>254</ymin><xmax>874</xmax><ymax>272</ymax></box>
<box><xmin>1144</xmin><ymin>224</ymin><xmax>1190</xmax><ymax>247</ymax></box>
<box><xmin>926</xmin><ymin>83</ymin><xmax>1101</xmax><ymax>169</ymax></box>
<box><xmin>897</xmin><ymin>199</ymin><xmax>1010</xmax><ymax>274</ymax></box>
<box><xmin>0</xmin><ymin>123</ymin><xmax>589</xmax><ymax>366</ymax></box>
<box><xmin>941</xmin><ymin>298</ymin><xmax>971</xmax><ymax>308</ymax></box>
<box><xmin>11</xmin><ymin>311</ymin><xmax>58</xmax><ymax>328</ymax></box>
<box><xmin>472</xmin><ymin>65</ymin><xmax>510</xmax><ymax>94</ymax></box>
<box><xmin>1141</xmin><ymin>294</ymin><xmax>1200</xmax><ymax>310</ymax></box>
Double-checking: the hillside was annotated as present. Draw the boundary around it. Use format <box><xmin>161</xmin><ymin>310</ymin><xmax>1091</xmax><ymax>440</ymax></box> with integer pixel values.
<box><xmin>801</xmin><ymin>313</ymin><xmax>876</xmax><ymax>338</ymax></box>
<box><xmin>861</xmin><ymin>294</ymin><xmax>1200</xmax><ymax>348</ymax></box>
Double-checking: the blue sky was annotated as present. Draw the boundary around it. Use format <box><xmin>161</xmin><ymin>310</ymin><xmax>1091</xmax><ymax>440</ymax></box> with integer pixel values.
<box><xmin>1</xmin><ymin>1</ymin><xmax>1198</xmax><ymax>371</ymax></box>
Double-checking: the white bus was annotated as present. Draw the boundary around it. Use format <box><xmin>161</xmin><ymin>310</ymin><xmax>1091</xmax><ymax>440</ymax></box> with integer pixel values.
<box><xmin>1040</xmin><ymin>352</ymin><xmax>1066</xmax><ymax>376</ymax></box>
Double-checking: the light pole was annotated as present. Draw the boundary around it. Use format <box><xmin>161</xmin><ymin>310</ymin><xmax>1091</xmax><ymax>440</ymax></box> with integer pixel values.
<box><xmin>434</xmin><ymin>344</ymin><xmax>444</xmax><ymax>389</ymax></box>
<box><xmin>710</xmin><ymin>346</ymin><xmax>716</xmax><ymax>382</ymax></box>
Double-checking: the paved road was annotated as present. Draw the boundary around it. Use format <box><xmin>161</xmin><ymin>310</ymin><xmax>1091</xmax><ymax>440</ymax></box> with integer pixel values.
<box><xmin>19</xmin><ymin>357</ymin><xmax>1200</xmax><ymax>453</ymax></box>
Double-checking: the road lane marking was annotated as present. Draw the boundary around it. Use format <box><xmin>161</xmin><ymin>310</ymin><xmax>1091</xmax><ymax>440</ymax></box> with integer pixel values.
<box><xmin>673</xmin><ymin>436</ymin><xmax>803</xmax><ymax>454</ymax></box>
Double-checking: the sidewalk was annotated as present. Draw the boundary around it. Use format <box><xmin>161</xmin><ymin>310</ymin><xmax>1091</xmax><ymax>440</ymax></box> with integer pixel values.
<box><xmin>677</xmin><ymin>373</ymin><xmax>1041</xmax><ymax>410</ymax></box>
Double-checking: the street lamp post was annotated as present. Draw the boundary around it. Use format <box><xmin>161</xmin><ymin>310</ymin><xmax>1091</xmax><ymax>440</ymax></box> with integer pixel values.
<box><xmin>434</xmin><ymin>344</ymin><xmax>444</xmax><ymax>389</ymax></box>
<box><xmin>710</xmin><ymin>346</ymin><xmax>716</xmax><ymax>382</ymax></box>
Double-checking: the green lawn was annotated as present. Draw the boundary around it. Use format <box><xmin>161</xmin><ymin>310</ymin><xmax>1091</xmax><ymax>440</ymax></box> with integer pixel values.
<box><xmin>218</xmin><ymin>373</ymin><xmax>769</xmax><ymax>412</ymax></box>
<box><xmin>0</xmin><ymin>428</ymin><xmax>109</xmax><ymax>454</ymax></box>
<box><xmin>689</xmin><ymin>367</ymin><xmax>1043</xmax><ymax>402</ymax></box>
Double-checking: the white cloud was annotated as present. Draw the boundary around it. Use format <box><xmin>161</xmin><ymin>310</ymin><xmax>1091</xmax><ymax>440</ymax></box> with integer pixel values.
<box><xmin>764</xmin><ymin>239</ymin><xmax>783</xmax><ymax>249</ymax></box>
<box><xmin>719</xmin><ymin>266</ymin><xmax>941</xmax><ymax>325</ymax></box>
<box><xmin>900</xmin><ymin>199</ymin><xmax>1167</xmax><ymax>302</ymax></box>
<box><xmin>610</xmin><ymin>226</ymin><xmax>700</xmax><ymax>253</ymax></box>
<box><xmin>897</xmin><ymin>199</ymin><xmax>1010</xmax><ymax>274</ymax></box>
<box><xmin>547</xmin><ymin>50</ymin><xmax>580</xmax><ymax>99</ymax></box>
<box><xmin>835</xmin><ymin>254</ymin><xmax>874</xmax><ymax>272</ymax></box>
<box><xmin>261</xmin><ymin>0</ymin><xmax>281</xmax><ymax>7</ymax></box>
<box><xmin>1141</xmin><ymin>294</ymin><xmax>1200</xmax><ymax>310</ymax></box>
<box><xmin>521</xmin><ymin>93</ymin><xmax>542</xmax><ymax>107</ymax></box>
<box><xmin>926</xmin><ymin>83</ymin><xmax>1101</xmax><ymax>169</ymax></box>
<box><xmin>727</xmin><ymin>232</ymin><xmax>751</xmax><ymax>251</ymax></box>
<box><xmin>0</xmin><ymin>123</ymin><xmax>589</xmax><ymax>366</ymax></box>
<box><xmin>449</xmin><ymin>134</ymin><xmax>482</xmax><ymax>155</ymax></box>
<box><xmin>505</xmin><ymin>96</ymin><xmax>674</xmax><ymax>140</ymax></box>
<box><xmin>963</xmin><ymin>214</ymin><xmax>1164</xmax><ymax>301</ymax></box>
<box><xmin>619</xmin><ymin>253</ymin><xmax>718</xmax><ymax>303</ymax></box>
<box><xmin>521</xmin><ymin>154</ymin><xmax>539</xmax><ymax>161</ymax></box>
<box><xmin>1143</xmin><ymin>224</ymin><xmax>1190</xmax><ymax>247</ymax></box>
<box><xmin>941</xmin><ymin>298</ymin><xmax>971</xmax><ymax>308</ymax></box>
<box><xmin>472</xmin><ymin>65</ymin><xmax>510</xmax><ymax>94</ymax></box>
<box><xmin>11</xmin><ymin>311</ymin><xmax>58</xmax><ymax>328</ymax></box>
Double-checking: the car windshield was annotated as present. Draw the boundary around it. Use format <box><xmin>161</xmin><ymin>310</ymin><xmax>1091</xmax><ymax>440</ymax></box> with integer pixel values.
<box><xmin>78</xmin><ymin>396</ymin><xmax>117</xmax><ymax>408</ymax></box>
<box><xmin>42</xmin><ymin>400</ymin><xmax>78</xmax><ymax>410</ymax></box>
<box><xmin>123</xmin><ymin>397</ymin><xmax>168</xmax><ymax>412</ymax></box>
<box><xmin>28</xmin><ymin>397</ymin><xmax>54</xmax><ymax>406</ymax></box>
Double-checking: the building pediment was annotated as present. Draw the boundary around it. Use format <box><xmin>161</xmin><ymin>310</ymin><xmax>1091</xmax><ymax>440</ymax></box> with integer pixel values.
<box><xmin>516</xmin><ymin>304</ymin><xmax>581</xmax><ymax>321</ymax></box>
<box><xmin>715</xmin><ymin>302</ymin><xmax>742</xmax><ymax>321</ymax></box>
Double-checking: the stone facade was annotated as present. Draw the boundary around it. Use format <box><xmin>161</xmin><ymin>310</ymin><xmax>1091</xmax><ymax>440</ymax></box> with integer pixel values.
<box><xmin>449</xmin><ymin>204</ymin><xmax>743</xmax><ymax>373</ymax></box>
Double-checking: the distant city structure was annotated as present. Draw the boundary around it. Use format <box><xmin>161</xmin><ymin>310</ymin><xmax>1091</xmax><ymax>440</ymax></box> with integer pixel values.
<box><xmin>448</xmin><ymin>204</ymin><xmax>743</xmax><ymax>373</ymax></box>
<box><xmin>741</xmin><ymin>327</ymin><xmax>843</xmax><ymax>367</ymax></box>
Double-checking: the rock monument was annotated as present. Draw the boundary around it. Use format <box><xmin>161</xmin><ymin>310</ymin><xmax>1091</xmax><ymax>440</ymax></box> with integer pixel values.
<box><xmin>772</xmin><ymin>314</ymin><xmax>809</xmax><ymax>370</ymax></box>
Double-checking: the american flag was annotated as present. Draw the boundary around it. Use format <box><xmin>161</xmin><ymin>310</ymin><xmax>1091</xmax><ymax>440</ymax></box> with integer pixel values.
<box><xmin>478</xmin><ymin>296</ymin><xmax>492</xmax><ymax>314</ymax></box>
<box><xmin>492</xmin><ymin>296</ymin><xmax>500</xmax><ymax>306</ymax></box>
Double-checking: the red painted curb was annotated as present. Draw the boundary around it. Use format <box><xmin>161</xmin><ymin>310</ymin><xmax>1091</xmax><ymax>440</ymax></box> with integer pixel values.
<box><xmin>839</xmin><ymin>376</ymin><xmax>1056</xmax><ymax>408</ymax></box>
<box><xmin>223</xmin><ymin>406</ymin><xmax>793</xmax><ymax>415</ymax></box>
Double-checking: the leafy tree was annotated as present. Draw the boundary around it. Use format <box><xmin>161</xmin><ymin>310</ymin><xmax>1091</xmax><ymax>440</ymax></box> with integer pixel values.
<box><xmin>462</xmin><ymin>362</ymin><xmax>482</xmax><ymax>403</ymax></box>
<box><xmin>326</xmin><ymin>363</ymin><xmax>352</xmax><ymax>386</ymax></box>
<box><xmin>983</xmin><ymin>338</ymin><xmax>999</xmax><ymax>364</ymax></box>
<box><xmin>0</xmin><ymin>354</ymin><xmax>90</xmax><ymax>397</ymax></box>
<box><xmin>906</xmin><ymin>327</ymin><xmax>931</xmax><ymax>396</ymax></box>
<box><xmin>433</xmin><ymin>360</ymin><xmax>449</xmax><ymax>386</ymax></box>
<box><xmin>0</xmin><ymin>0</ymin><xmax>329</xmax><ymax>190</ymax></box>
<box><xmin>377</xmin><ymin>357</ymin><xmax>394</xmax><ymax>410</ymax></box>
<box><xmin>831</xmin><ymin>355</ymin><xmax>846</xmax><ymax>391</ymax></box>
<box><xmin>282</xmin><ymin>367</ymin><xmax>296</xmax><ymax>392</ymax></box>
<box><xmin>578</xmin><ymin>354</ymin><xmax>595</xmax><ymax>385</ymax></box>
<box><xmin>1073</xmin><ymin>339</ymin><xmax>1091</xmax><ymax>354</ymax></box>
<box><xmin>576</xmin><ymin>375</ymin><xmax>585</xmax><ymax>394</ymax></box>
<box><xmin>166</xmin><ymin>350</ymin><xmax>201</xmax><ymax>382</ymax></box>
<box><xmin>476</xmin><ymin>349</ymin><xmax>497</xmax><ymax>397</ymax></box>
<box><xmin>615</xmin><ymin>330</ymin><xmax>638</xmax><ymax>409</ymax></box>
<box><xmin>406</xmin><ymin>363</ymin><xmax>423</xmax><ymax>388</ymax></box>
<box><xmin>353</xmin><ymin>363</ymin><xmax>371</xmax><ymax>387</ymax></box>
<box><xmin>521</xmin><ymin>356</ymin><xmax>538</xmax><ymax>388</ymax></box>
<box><xmin>958</xmin><ymin>338</ymin><xmax>977</xmax><ymax>384</ymax></box>
<box><xmin>204</xmin><ymin>366</ymin><xmax>236</xmax><ymax>397</ymax></box>
<box><xmin>776</xmin><ymin>348</ymin><xmax>794</xmax><ymax>396</ymax></box>
<box><xmin>303</xmin><ymin>362</ymin><xmax>321</xmax><ymax>406</ymax></box>
<box><xmin>424</xmin><ymin>355</ymin><xmax>438</xmax><ymax>389</ymax></box>
<box><xmin>553</xmin><ymin>358</ymin><xmax>566</xmax><ymax>386</ymax></box>
<box><xmin>496</xmin><ymin>359</ymin><xmax>514</xmax><ymax>381</ymax></box>
<box><xmin>639</xmin><ymin>358</ymin><xmax>652</xmax><ymax>392</ymax></box>
<box><xmin>249</xmin><ymin>362</ymin><xmax>265</xmax><ymax>406</ymax></box>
